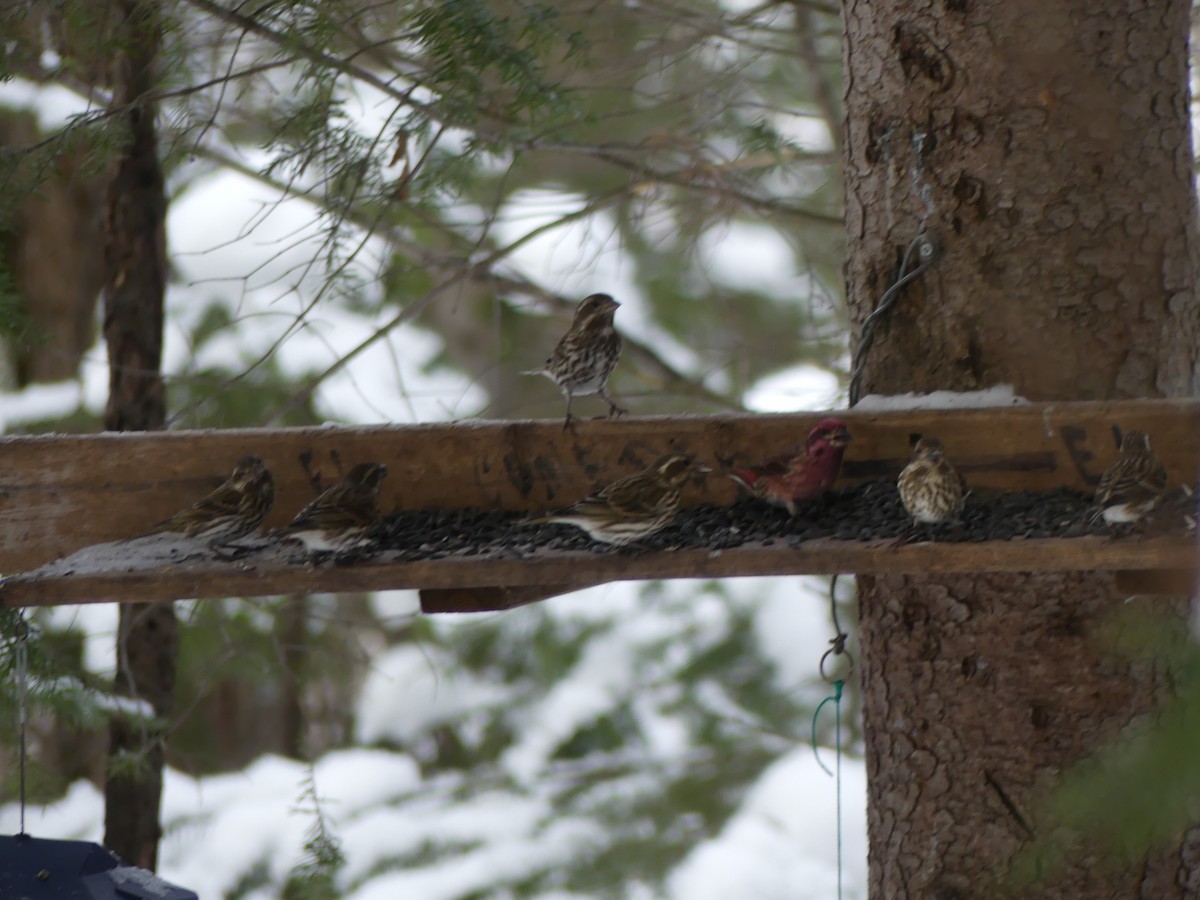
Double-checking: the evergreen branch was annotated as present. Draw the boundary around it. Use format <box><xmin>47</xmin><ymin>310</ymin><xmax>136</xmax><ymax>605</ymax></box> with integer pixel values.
<box><xmin>183</xmin><ymin>141</ymin><xmax>743</xmax><ymax>419</ymax></box>
<box><xmin>176</xmin><ymin>0</ymin><xmax>515</xmax><ymax>137</ymax></box>
<box><xmin>259</xmin><ymin>185</ymin><xmax>635</xmax><ymax>424</ymax></box>
<box><xmin>526</xmin><ymin>139</ymin><xmax>843</xmax><ymax>226</ymax></box>
<box><xmin>179</xmin><ymin>0</ymin><xmax>418</xmax><ymax>103</ymax></box>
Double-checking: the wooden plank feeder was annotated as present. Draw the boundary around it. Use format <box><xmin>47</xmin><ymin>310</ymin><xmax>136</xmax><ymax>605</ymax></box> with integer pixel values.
<box><xmin>0</xmin><ymin>400</ymin><xmax>1195</xmax><ymax>612</ymax></box>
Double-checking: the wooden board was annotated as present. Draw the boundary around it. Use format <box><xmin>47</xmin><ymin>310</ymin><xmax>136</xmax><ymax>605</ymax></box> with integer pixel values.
<box><xmin>0</xmin><ymin>399</ymin><xmax>1194</xmax><ymax>609</ymax></box>
<box><xmin>1</xmin><ymin>535</ymin><xmax>1194</xmax><ymax>610</ymax></box>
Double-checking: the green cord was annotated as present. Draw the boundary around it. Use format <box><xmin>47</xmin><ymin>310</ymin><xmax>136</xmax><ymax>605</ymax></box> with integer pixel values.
<box><xmin>811</xmin><ymin>678</ymin><xmax>844</xmax><ymax>900</ymax></box>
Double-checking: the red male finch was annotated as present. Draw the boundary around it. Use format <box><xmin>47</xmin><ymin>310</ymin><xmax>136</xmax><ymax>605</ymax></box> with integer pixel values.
<box><xmin>152</xmin><ymin>455</ymin><xmax>275</xmax><ymax>550</ymax></box>
<box><xmin>727</xmin><ymin>418</ymin><xmax>852</xmax><ymax>515</ymax></box>
<box><xmin>897</xmin><ymin>436</ymin><xmax>967</xmax><ymax>525</ymax></box>
<box><xmin>1092</xmin><ymin>429</ymin><xmax>1168</xmax><ymax>525</ymax></box>
<box><xmin>279</xmin><ymin>461</ymin><xmax>389</xmax><ymax>554</ymax></box>
<box><xmin>530</xmin><ymin>453</ymin><xmax>709</xmax><ymax>546</ymax></box>
<box><xmin>523</xmin><ymin>293</ymin><xmax>625</xmax><ymax>430</ymax></box>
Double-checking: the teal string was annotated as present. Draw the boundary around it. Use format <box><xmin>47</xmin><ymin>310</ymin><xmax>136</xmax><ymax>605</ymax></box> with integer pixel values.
<box><xmin>811</xmin><ymin>678</ymin><xmax>844</xmax><ymax>900</ymax></box>
<box><xmin>810</xmin><ymin>679</ymin><xmax>842</xmax><ymax>775</ymax></box>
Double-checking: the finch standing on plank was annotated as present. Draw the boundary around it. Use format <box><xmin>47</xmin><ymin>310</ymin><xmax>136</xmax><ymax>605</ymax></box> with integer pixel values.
<box><xmin>279</xmin><ymin>462</ymin><xmax>388</xmax><ymax>554</ymax></box>
<box><xmin>152</xmin><ymin>455</ymin><xmax>275</xmax><ymax>550</ymax></box>
<box><xmin>523</xmin><ymin>293</ymin><xmax>625</xmax><ymax>431</ymax></box>
<box><xmin>897</xmin><ymin>436</ymin><xmax>967</xmax><ymax>525</ymax></box>
<box><xmin>1092</xmin><ymin>429</ymin><xmax>1168</xmax><ymax>525</ymax></box>
<box><xmin>728</xmin><ymin>418</ymin><xmax>852</xmax><ymax>516</ymax></box>
<box><xmin>530</xmin><ymin>453</ymin><xmax>708</xmax><ymax>546</ymax></box>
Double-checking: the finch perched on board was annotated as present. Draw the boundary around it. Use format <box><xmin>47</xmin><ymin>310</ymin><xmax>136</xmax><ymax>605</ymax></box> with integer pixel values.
<box><xmin>727</xmin><ymin>417</ymin><xmax>852</xmax><ymax>515</ymax></box>
<box><xmin>529</xmin><ymin>453</ymin><xmax>708</xmax><ymax>546</ymax></box>
<box><xmin>897</xmin><ymin>436</ymin><xmax>967</xmax><ymax>524</ymax></box>
<box><xmin>1092</xmin><ymin>429</ymin><xmax>1168</xmax><ymax>525</ymax></box>
<box><xmin>153</xmin><ymin>455</ymin><xmax>275</xmax><ymax>549</ymax></box>
<box><xmin>523</xmin><ymin>293</ymin><xmax>625</xmax><ymax>430</ymax></box>
<box><xmin>279</xmin><ymin>462</ymin><xmax>388</xmax><ymax>553</ymax></box>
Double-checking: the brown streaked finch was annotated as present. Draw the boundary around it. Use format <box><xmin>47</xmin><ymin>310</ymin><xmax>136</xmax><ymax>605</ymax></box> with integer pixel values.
<box><xmin>897</xmin><ymin>436</ymin><xmax>967</xmax><ymax>524</ymax></box>
<box><xmin>279</xmin><ymin>461</ymin><xmax>388</xmax><ymax>554</ymax></box>
<box><xmin>152</xmin><ymin>455</ymin><xmax>275</xmax><ymax>550</ymax></box>
<box><xmin>728</xmin><ymin>417</ymin><xmax>852</xmax><ymax>515</ymax></box>
<box><xmin>1092</xmin><ymin>429</ymin><xmax>1168</xmax><ymax>525</ymax></box>
<box><xmin>529</xmin><ymin>453</ymin><xmax>709</xmax><ymax>546</ymax></box>
<box><xmin>523</xmin><ymin>293</ymin><xmax>625</xmax><ymax>430</ymax></box>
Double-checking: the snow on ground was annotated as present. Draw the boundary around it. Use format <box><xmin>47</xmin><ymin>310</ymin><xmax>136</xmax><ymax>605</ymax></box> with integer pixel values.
<box><xmin>668</xmin><ymin>748</ymin><xmax>867</xmax><ymax>900</ymax></box>
<box><xmin>356</xmin><ymin>644</ymin><xmax>514</xmax><ymax>746</ymax></box>
<box><xmin>3</xmin><ymin>576</ymin><xmax>867</xmax><ymax>898</ymax></box>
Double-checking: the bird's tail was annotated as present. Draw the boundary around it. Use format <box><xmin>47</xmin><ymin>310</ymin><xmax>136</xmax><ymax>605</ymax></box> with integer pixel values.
<box><xmin>520</xmin><ymin>367</ymin><xmax>548</xmax><ymax>378</ymax></box>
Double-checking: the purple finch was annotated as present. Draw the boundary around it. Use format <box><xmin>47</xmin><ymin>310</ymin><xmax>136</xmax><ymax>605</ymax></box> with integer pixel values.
<box><xmin>523</xmin><ymin>293</ymin><xmax>625</xmax><ymax>430</ymax></box>
<box><xmin>153</xmin><ymin>455</ymin><xmax>275</xmax><ymax>549</ymax></box>
<box><xmin>728</xmin><ymin>417</ymin><xmax>852</xmax><ymax>515</ymax></box>
<box><xmin>530</xmin><ymin>453</ymin><xmax>708</xmax><ymax>546</ymax></box>
<box><xmin>1093</xmin><ymin>429</ymin><xmax>1168</xmax><ymax>525</ymax></box>
<box><xmin>897</xmin><ymin>436</ymin><xmax>966</xmax><ymax>524</ymax></box>
<box><xmin>279</xmin><ymin>461</ymin><xmax>388</xmax><ymax>553</ymax></box>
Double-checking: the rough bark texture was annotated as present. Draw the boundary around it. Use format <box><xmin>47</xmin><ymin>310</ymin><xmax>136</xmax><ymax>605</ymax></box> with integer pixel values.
<box><xmin>101</xmin><ymin>0</ymin><xmax>174</xmax><ymax>872</ymax></box>
<box><xmin>844</xmin><ymin>0</ymin><xmax>1200</xmax><ymax>400</ymax></box>
<box><xmin>843</xmin><ymin>0</ymin><xmax>1200</xmax><ymax>896</ymax></box>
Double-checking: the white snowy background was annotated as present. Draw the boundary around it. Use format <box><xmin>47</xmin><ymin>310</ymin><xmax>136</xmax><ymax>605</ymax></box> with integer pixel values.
<box><xmin>0</xmin><ymin>69</ymin><xmax>869</xmax><ymax>899</ymax></box>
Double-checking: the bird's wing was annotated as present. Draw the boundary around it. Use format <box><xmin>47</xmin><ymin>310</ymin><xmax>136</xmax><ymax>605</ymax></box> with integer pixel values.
<box><xmin>597</xmin><ymin>473</ymin><xmax>663</xmax><ymax>517</ymax></box>
<box><xmin>1097</xmin><ymin>458</ymin><xmax>1165</xmax><ymax>504</ymax></box>
<box><xmin>156</xmin><ymin>481</ymin><xmax>241</xmax><ymax>533</ymax></box>
<box><xmin>287</xmin><ymin>484</ymin><xmax>375</xmax><ymax>531</ymax></box>
<box><xmin>238</xmin><ymin>473</ymin><xmax>274</xmax><ymax>517</ymax></box>
<box><xmin>752</xmin><ymin>444</ymin><xmax>807</xmax><ymax>478</ymax></box>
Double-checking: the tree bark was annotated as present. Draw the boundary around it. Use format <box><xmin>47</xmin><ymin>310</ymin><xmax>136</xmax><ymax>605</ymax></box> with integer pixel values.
<box><xmin>843</xmin><ymin>0</ymin><xmax>1200</xmax><ymax>896</ymax></box>
<box><xmin>0</xmin><ymin>111</ymin><xmax>106</xmax><ymax>388</ymax></box>
<box><xmin>101</xmin><ymin>0</ymin><xmax>173</xmax><ymax>872</ymax></box>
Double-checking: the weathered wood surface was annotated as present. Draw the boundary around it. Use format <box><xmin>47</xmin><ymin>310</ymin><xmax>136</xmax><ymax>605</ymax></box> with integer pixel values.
<box><xmin>0</xmin><ymin>399</ymin><xmax>1195</xmax><ymax>609</ymax></box>
<box><xmin>2</xmin><ymin>535</ymin><xmax>1194</xmax><ymax>609</ymax></box>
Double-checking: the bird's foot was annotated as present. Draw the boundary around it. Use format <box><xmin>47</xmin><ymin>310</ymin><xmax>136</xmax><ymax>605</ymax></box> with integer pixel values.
<box><xmin>889</xmin><ymin>525</ymin><xmax>919</xmax><ymax>551</ymax></box>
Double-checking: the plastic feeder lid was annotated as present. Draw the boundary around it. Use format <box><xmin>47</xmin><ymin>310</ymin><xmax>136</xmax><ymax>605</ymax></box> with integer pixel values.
<box><xmin>0</xmin><ymin>834</ymin><xmax>198</xmax><ymax>899</ymax></box>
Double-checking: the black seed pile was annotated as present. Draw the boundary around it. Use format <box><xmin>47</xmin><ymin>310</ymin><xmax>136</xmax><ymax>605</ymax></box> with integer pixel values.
<box><xmin>368</xmin><ymin>479</ymin><xmax>1188</xmax><ymax>562</ymax></box>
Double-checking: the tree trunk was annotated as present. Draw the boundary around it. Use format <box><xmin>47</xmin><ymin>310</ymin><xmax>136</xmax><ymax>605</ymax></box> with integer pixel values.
<box><xmin>842</xmin><ymin>1</ymin><xmax>1200</xmax><ymax>896</ymax></box>
<box><xmin>278</xmin><ymin>595</ymin><xmax>309</xmax><ymax>760</ymax></box>
<box><xmin>0</xmin><ymin>111</ymin><xmax>106</xmax><ymax>388</ymax></box>
<box><xmin>102</xmin><ymin>0</ymin><xmax>173</xmax><ymax>872</ymax></box>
